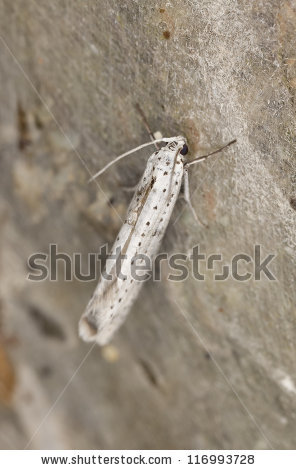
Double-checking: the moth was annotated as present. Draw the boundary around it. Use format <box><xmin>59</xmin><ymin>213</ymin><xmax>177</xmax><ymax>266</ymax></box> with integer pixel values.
<box><xmin>79</xmin><ymin>135</ymin><xmax>235</xmax><ymax>345</ymax></box>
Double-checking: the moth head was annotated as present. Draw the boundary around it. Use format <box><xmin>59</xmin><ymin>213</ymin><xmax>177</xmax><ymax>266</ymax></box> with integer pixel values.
<box><xmin>166</xmin><ymin>135</ymin><xmax>188</xmax><ymax>155</ymax></box>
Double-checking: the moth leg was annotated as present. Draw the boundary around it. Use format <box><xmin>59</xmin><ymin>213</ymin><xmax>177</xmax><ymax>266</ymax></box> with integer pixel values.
<box><xmin>183</xmin><ymin>169</ymin><xmax>208</xmax><ymax>228</ymax></box>
<box><xmin>121</xmin><ymin>183</ymin><xmax>139</xmax><ymax>193</ymax></box>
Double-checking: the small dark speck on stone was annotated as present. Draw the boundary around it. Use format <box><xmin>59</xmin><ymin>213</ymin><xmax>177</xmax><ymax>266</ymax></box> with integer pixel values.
<box><xmin>28</xmin><ymin>305</ymin><xmax>65</xmax><ymax>341</ymax></box>
<box><xmin>108</xmin><ymin>197</ymin><xmax>115</xmax><ymax>206</ymax></box>
<box><xmin>39</xmin><ymin>365</ymin><xmax>52</xmax><ymax>378</ymax></box>
<box><xmin>289</xmin><ymin>197</ymin><xmax>296</xmax><ymax>211</ymax></box>
<box><xmin>163</xmin><ymin>30</ymin><xmax>171</xmax><ymax>39</ymax></box>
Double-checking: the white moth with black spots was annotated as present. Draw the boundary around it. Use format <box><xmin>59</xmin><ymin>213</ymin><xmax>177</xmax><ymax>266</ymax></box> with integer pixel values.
<box><xmin>79</xmin><ymin>136</ymin><xmax>235</xmax><ymax>345</ymax></box>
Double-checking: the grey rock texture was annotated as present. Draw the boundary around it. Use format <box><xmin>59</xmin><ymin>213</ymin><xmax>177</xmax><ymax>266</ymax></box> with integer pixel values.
<box><xmin>0</xmin><ymin>0</ymin><xmax>295</xmax><ymax>449</ymax></box>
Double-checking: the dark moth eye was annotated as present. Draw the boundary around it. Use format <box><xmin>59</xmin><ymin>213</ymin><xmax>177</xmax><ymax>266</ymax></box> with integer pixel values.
<box><xmin>180</xmin><ymin>144</ymin><xmax>188</xmax><ymax>155</ymax></box>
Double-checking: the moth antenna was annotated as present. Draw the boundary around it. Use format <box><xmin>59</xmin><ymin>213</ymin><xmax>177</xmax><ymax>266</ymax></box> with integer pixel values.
<box><xmin>135</xmin><ymin>103</ymin><xmax>160</xmax><ymax>150</ymax></box>
<box><xmin>88</xmin><ymin>137</ymin><xmax>174</xmax><ymax>182</ymax></box>
<box><xmin>185</xmin><ymin>139</ymin><xmax>236</xmax><ymax>168</ymax></box>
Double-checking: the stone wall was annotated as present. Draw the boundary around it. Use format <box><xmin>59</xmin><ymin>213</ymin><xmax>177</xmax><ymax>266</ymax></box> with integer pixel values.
<box><xmin>0</xmin><ymin>0</ymin><xmax>295</xmax><ymax>449</ymax></box>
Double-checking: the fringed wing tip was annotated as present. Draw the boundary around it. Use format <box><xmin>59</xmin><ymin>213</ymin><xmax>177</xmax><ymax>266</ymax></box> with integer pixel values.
<box><xmin>79</xmin><ymin>316</ymin><xmax>98</xmax><ymax>343</ymax></box>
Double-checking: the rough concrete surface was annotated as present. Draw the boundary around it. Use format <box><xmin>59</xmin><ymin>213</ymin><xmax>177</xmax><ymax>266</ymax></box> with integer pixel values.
<box><xmin>0</xmin><ymin>0</ymin><xmax>296</xmax><ymax>449</ymax></box>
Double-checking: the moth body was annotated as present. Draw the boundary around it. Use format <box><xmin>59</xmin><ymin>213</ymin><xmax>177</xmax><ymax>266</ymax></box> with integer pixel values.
<box><xmin>79</xmin><ymin>137</ymin><xmax>187</xmax><ymax>345</ymax></box>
